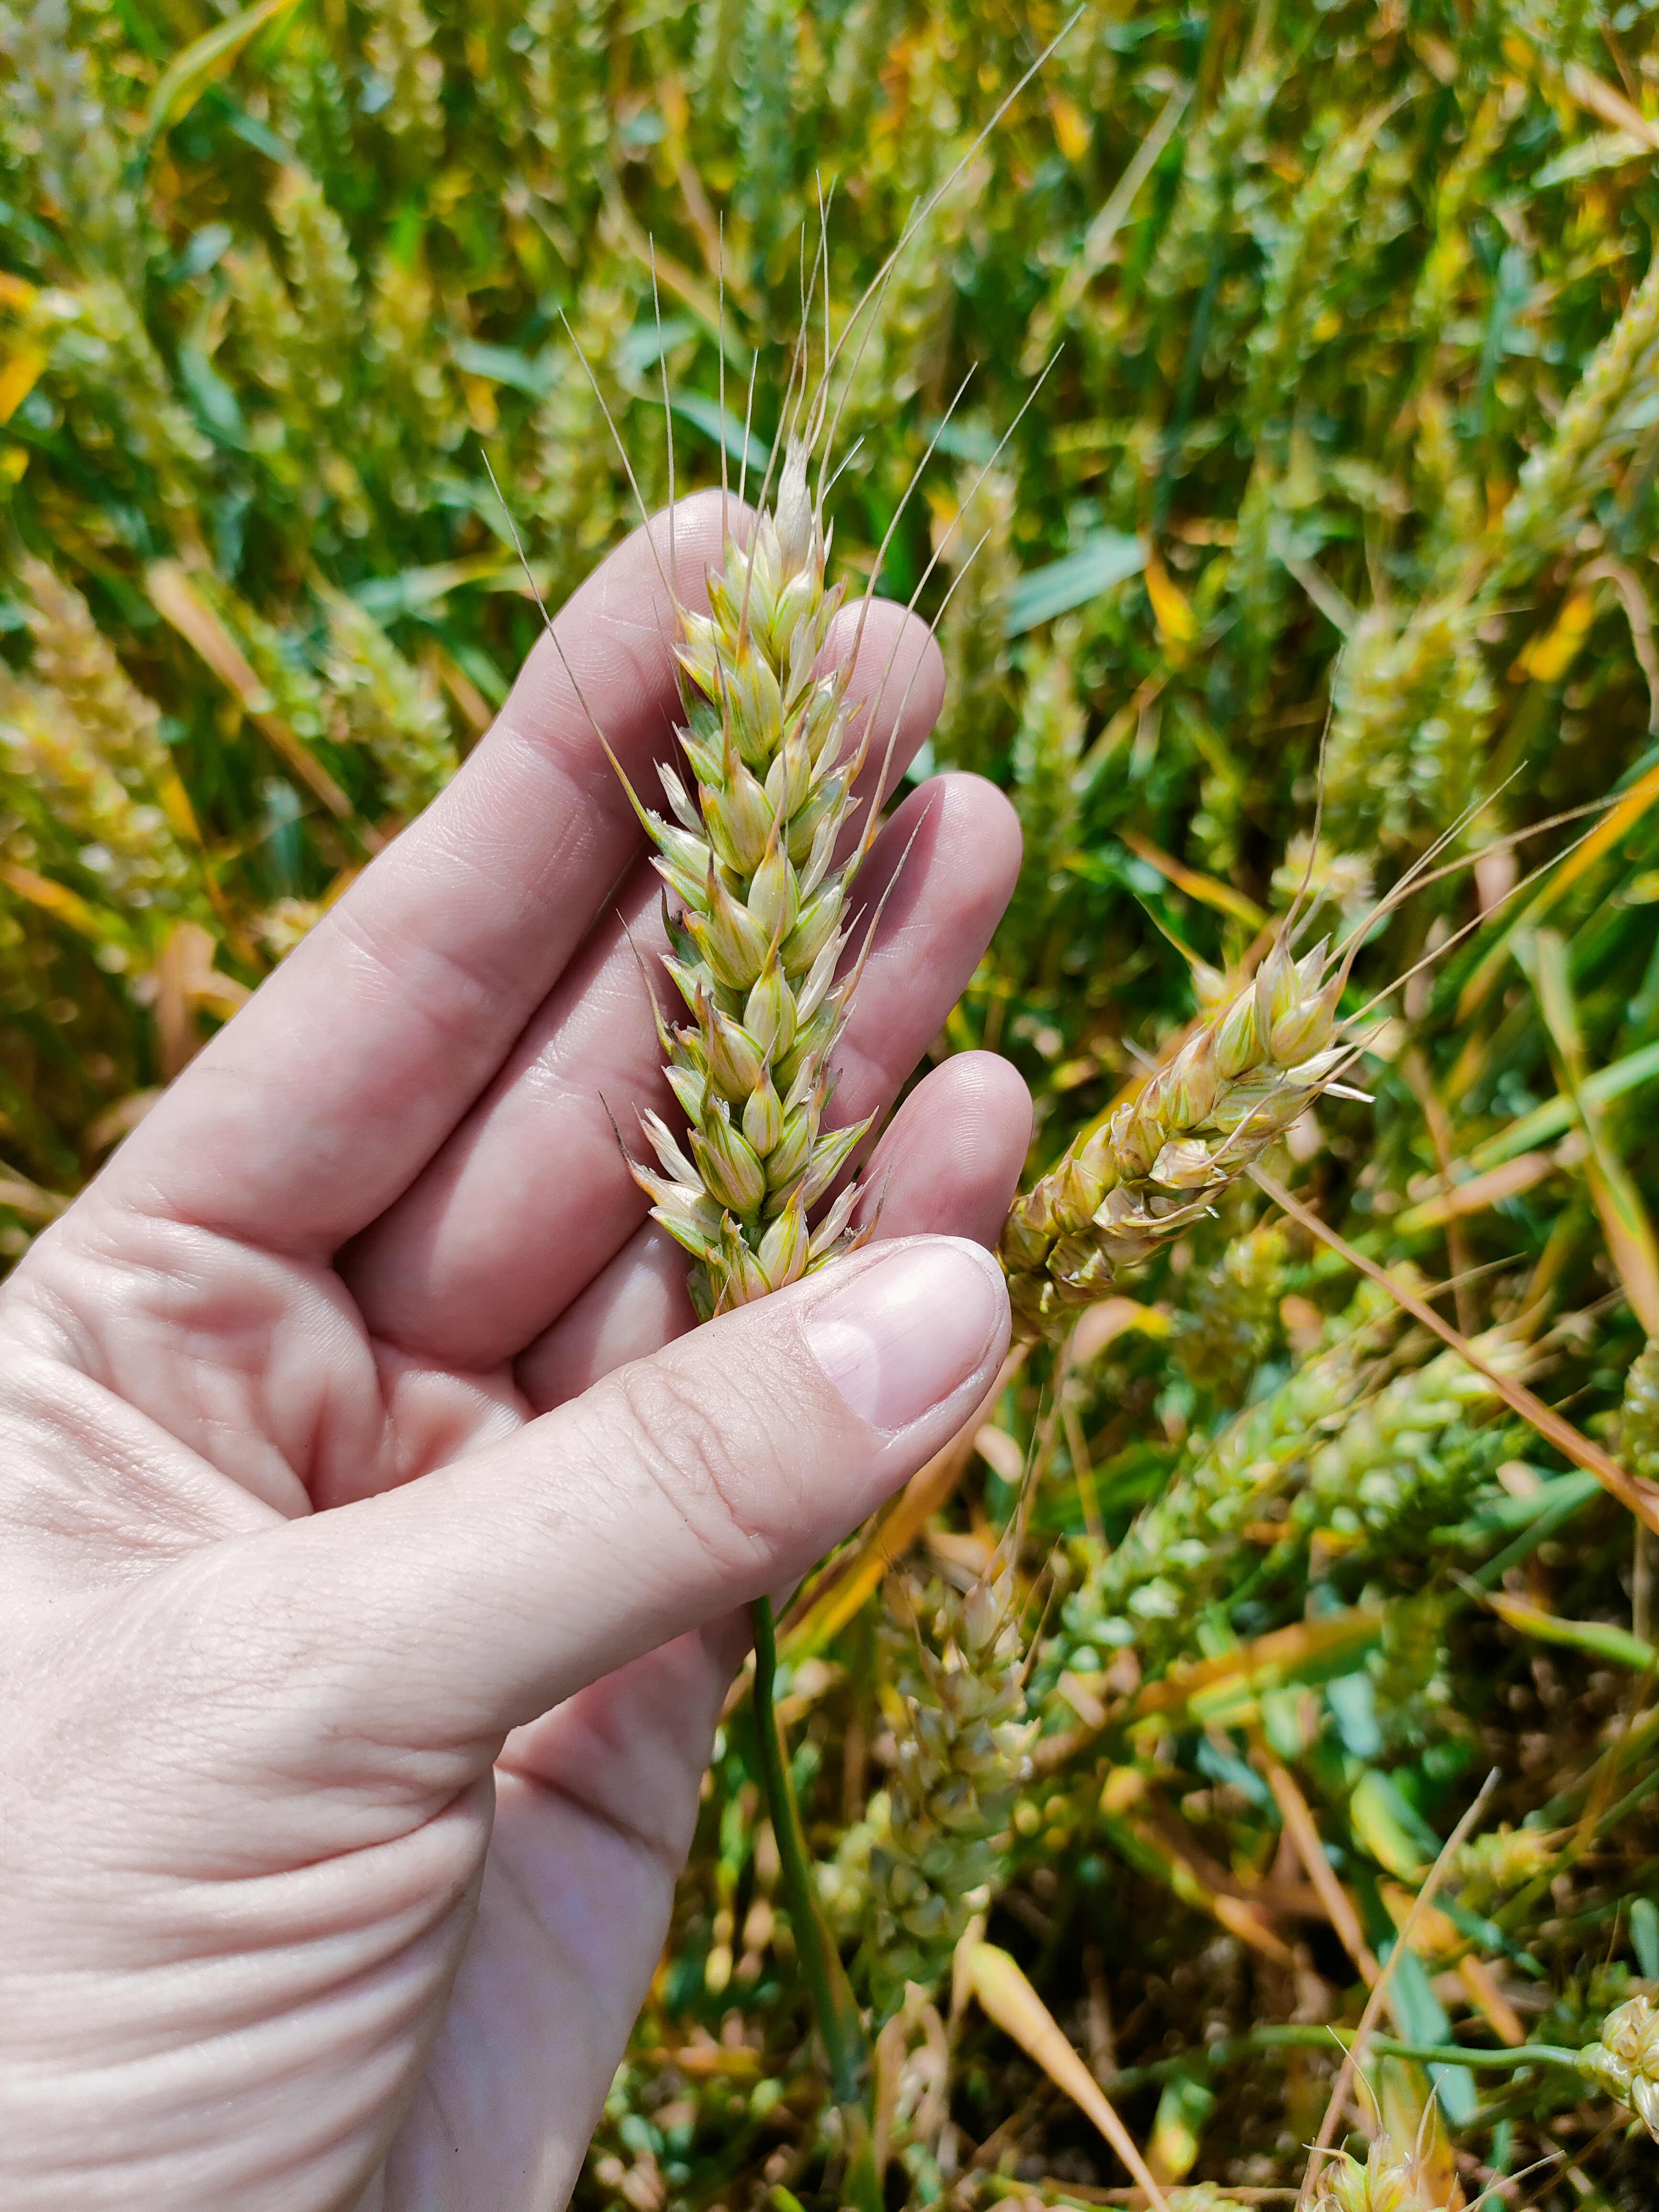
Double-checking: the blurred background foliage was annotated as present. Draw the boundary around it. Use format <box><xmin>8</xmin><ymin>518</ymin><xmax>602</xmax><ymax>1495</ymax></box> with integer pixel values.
<box><xmin>9</xmin><ymin>0</ymin><xmax>1659</xmax><ymax>2201</ymax></box>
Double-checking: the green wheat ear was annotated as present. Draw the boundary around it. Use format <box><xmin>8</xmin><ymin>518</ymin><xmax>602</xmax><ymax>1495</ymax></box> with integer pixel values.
<box><xmin>619</xmin><ymin>436</ymin><xmax>884</xmax><ymax>1319</ymax></box>
<box><xmin>1000</xmin><ymin>930</ymin><xmax>1352</xmax><ymax>1337</ymax></box>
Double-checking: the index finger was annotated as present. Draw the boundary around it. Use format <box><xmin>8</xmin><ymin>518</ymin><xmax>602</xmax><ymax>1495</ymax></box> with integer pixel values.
<box><xmin>96</xmin><ymin>494</ymin><xmax>738</xmax><ymax>1255</ymax></box>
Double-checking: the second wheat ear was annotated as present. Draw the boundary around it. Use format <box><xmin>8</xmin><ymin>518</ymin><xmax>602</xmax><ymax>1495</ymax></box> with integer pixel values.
<box><xmin>1000</xmin><ymin>929</ymin><xmax>1354</xmax><ymax>1336</ymax></box>
<box><xmin>614</xmin><ymin>436</ymin><xmax>885</xmax><ymax>1320</ymax></box>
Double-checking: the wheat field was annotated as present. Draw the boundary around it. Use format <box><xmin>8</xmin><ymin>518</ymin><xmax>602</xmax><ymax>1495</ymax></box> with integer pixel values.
<box><xmin>8</xmin><ymin>0</ymin><xmax>1659</xmax><ymax>2202</ymax></box>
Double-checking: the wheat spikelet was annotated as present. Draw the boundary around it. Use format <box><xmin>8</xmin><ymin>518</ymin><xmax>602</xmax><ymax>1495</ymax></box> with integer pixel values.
<box><xmin>268</xmin><ymin>31</ymin><xmax>356</xmax><ymax>186</ymax></box>
<box><xmin>1052</xmin><ymin>1283</ymin><xmax>1395</xmax><ymax>1674</ymax></box>
<box><xmin>1494</xmin><ymin>248</ymin><xmax>1659</xmax><ymax>583</ymax></box>
<box><xmin>1620</xmin><ymin>1338</ymin><xmax>1659</xmax><ymax>1485</ymax></box>
<box><xmin>533</xmin><ymin>273</ymin><xmax>642</xmax><ymax>603</ymax></box>
<box><xmin>224</xmin><ymin>239</ymin><xmax>307</xmax><ymax>413</ymax></box>
<box><xmin>316</xmin><ymin>583</ymin><xmax>458</xmax><ymax>818</ymax></box>
<box><xmin>1442</xmin><ymin>1821</ymin><xmax>1560</xmax><ymax>1911</ymax></box>
<box><xmin>1243</xmin><ymin>106</ymin><xmax>1385</xmax><ymax>438</ymax></box>
<box><xmin>737</xmin><ymin>0</ymin><xmax>799</xmax><ymax>265</ymax></box>
<box><xmin>1367</xmin><ymin>1587</ymin><xmax>1457</xmax><ymax>1747</ymax></box>
<box><xmin>1578</xmin><ymin>1993</ymin><xmax>1659</xmax><ymax>2141</ymax></box>
<box><xmin>1407</xmin><ymin>88</ymin><xmax>1510</xmax><ymax>348</ymax></box>
<box><xmin>1143</xmin><ymin>56</ymin><xmax>1281</xmax><ymax>307</ymax></box>
<box><xmin>928</xmin><ymin>463</ymin><xmax>1016</xmax><ymax>777</ymax></box>
<box><xmin>999</xmin><ymin>932</ymin><xmax>1353</xmax><ymax>1337</ymax></box>
<box><xmin>0</xmin><ymin>0</ymin><xmax>137</xmax><ymax>280</ymax></box>
<box><xmin>0</xmin><ymin>594</ymin><xmax>193</xmax><ymax>923</ymax></box>
<box><xmin>270</xmin><ymin>165</ymin><xmax>361</xmax><ymax>414</ymax></box>
<box><xmin>0</xmin><ymin>673</ymin><xmax>154</xmax><ymax>889</ymax></box>
<box><xmin>18</xmin><ymin>557</ymin><xmax>170</xmax><ymax>794</ymax></box>
<box><xmin>1323</xmin><ymin>596</ymin><xmax>1494</xmax><ymax>855</ymax></box>
<box><xmin>825</xmin><ymin>0</ymin><xmax>907</xmax><ymax>148</ymax></box>
<box><xmin>61</xmin><ymin>279</ymin><xmax>211</xmax><ymax>506</ymax></box>
<box><xmin>690</xmin><ymin>0</ymin><xmax>746</xmax><ymax>134</ymax></box>
<box><xmin>367</xmin><ymin>253</ymin><xmax>467</xmax><ymax>482</ymax></box>
<box><xmin>1170</xmin><ymin>1212</ymin><xmax>1289</xmax><ymax>1408</ymax></box>
<box><xmin>361</xmin><ymin>0</ymin><xmax>445</xmax><ymax>159</ymax></box>
<box><xmin>1004</xmin><ymin>628</ymin><xmax>1084</xmax><ymax>944</ymax></box>
<box><xmin>836</xmin><ymin>159</ymin><xmax>981</xmax><ymax>439</ymax></box>
<box><xmin>1296</xmin><ymin>1329</ymin><xmax>1528</xmax><ymax>1554</ymax></box>
<box><xmin>1270</xmin><ymin>835</ymin><xmax>1373</xmax><ymax>937</ymax></box>
<box><xmin>1305</xmin><ymin>2139</ymin><xmax>1444</xmax><ymax>2212</ymax></box>
<box><xmin>619</xmin><ymin>437</ymin><xmax>890</xmax><ymax>1318</ymax></box>
<box><xmin>524</xmin><ymin>0</ymin><xmax>610</xmax><ymax>213</ymax></box>
<box><xmin>1410</xmin><ymin>387</ymin><xmax>1484</xmax><ymax>576</ymax></box>
<box><xmin>185</xmin><ymin>572</ymin><xmax>335</xmax><ymax>756</ymax></box>
<box><xmin>1227</xmin><ymin>447</ymin><xmax>1286</xmax><ymax>680</ymax></box>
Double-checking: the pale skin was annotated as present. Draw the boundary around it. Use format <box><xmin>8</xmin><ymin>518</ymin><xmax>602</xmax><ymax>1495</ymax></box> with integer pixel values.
<box><xmin>0</xmin><ymin>493</ymin><xmax>1032</xmax><ymax>2210</ymax></box>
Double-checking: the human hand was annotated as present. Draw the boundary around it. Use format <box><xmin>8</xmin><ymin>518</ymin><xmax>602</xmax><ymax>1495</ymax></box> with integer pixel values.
<box><xmin>0</xmin><ymin>496</ymin><xmax>1030</xmax><ymax>2211</ymax></box>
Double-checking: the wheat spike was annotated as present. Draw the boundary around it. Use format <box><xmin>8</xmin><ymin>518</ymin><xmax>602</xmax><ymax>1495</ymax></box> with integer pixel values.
<box><xmin>1298</xmin><ymin>1329</ymin><xmax>1527</xmax><ymax>1545</ymax></box>
<box><xmin>1170</xmin><ymin>1211</ymin><xmax>1289</xmax><ymax>1407</ymax></box>
<box><xmin>1052</xmin><ymin>1279</ymin><xmax>1396</xmax><ymax>1677</ymax></box>
<box><xmin>620</xmin><ymin>436</ymin><xmax>887</xmax><ymax>1318</ymax></box>
<box><xmin>859</xmin><ymin>1559</ymin><xmax>1035</xmax><ymax>2008</ymax></box>
<box><xmin>0</xmin><ymin>602</ymin><xmax>193</xmax><ymax>924</ymax></box>
<box><xmin>18</xmin><ymin>557</ymin><xmax>172</xmax><ymax>793</ymax></box>
<box><xmin>1305</xmin><ymin>2138</ymin><xmax>1444</xmax><ymax>2212</ymax></box>
<box><xmin>1323</xmin><ymin>595</ymin><xmax>1494</xmax><ymax>855</ymax></box>
<box><xmin>1494</xmin><ymin>248</ymin><xmax>1659</xmax><ymax>583</ymax></box>
<box><xmin>316</xmin><ymin>582</ymin><xmax>458</xmax><ymax>819</ymax></box>
<box><xmin>1621</xmin><ymin>1339</ymin><xmax>1659</xmax><ymax>1485</ymax></box>
<box><xmin>360</xmin><ymin>0</ymin><xmax>445</xmax><ymax>159</ymax></box>
<box><xmin>1000</xmin><ymin>931</ymin><xmax>1351</xmax><ymax>1337</ymax></box>
<box><xmin>1578</xmin><ymin>1992</ymin><xmax>1659</xmax><ymax>2141</ymax></box>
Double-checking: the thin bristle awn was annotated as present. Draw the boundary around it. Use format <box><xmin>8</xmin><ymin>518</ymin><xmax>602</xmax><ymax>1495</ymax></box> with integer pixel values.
<box><xmin>1297</xmin><ymin>1773</ymin><xmax>1499</xmax><ymax>2207</ymax></box>
<box><xmin>849</xmin><ymin>351</ymin><xmax>1064</xmax><ymax>797</ymax></box>
<box><xmin>809</xmin><ymin>11</ymin><xmax>1087</xmax><ymax>477</ymax></box>
<box><xmin>650</xmin><ymin>243</ymin><xmax>677</xmax><ymax>607</ymax></box>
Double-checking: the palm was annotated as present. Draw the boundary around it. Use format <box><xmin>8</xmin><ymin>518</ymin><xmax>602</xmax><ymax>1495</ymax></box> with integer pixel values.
<box><xmin>1</xmin><ymin>500</ymin><xmax>1028</xmax><ymax>2211</ymax></box>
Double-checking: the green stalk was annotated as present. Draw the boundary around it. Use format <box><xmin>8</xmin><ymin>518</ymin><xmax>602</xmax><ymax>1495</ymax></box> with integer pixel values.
<box><xmin>751</xmin><ymin>1596</ymin><xmax>878</xmax><ymax>2212</ymax></box>
<box><xmin>1102</xmin><ymin>2025</ymin><xmax>1586</xmax><ymax>2092</ymax></box>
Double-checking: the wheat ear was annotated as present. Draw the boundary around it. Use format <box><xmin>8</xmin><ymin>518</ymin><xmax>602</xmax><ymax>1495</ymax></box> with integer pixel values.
<box><xmin>1577</xmin><ymin>1993</ymin><xmax>1659</xmax><ymax>2142</ymax></box>
<box><xmin>614</xmin><ymin>435</ymin><xmax>885</xmax><ymax>1317</ymax></box>
<box><xmin>1001</xmin><ymin>930</ymin><xmax>1351</xmax><ymax>1336</ymax></box>
<box><xmin>862</xmin><ymin>1550</ymin><xmax>1037</xmax><ymax>2008</ymax></box>
<box><xmin>997</xmin><ymin>771</ymin><xmax>1587</xmax><ymax>1338</ymax></box>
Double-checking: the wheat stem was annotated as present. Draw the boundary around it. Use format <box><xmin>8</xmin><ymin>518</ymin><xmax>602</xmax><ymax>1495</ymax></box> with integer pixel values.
<box><xmin>752</xmin><ymin>1596</ymin><xmax>879</xmax><ymax>2206</ymax></box>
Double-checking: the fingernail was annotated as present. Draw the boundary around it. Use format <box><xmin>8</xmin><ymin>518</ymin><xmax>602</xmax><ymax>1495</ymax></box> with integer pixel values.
<box><xmin>804</xmin><ymin>1239</ymin><xmax>1006</xmax><ymax>1433</ymax></box>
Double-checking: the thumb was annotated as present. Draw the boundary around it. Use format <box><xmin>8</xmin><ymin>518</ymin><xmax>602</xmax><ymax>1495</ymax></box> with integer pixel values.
<box><xmin>233</xmin><ymin>1236</ymin><xmax>1009</xmax><ymax>1763</ymax></box>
